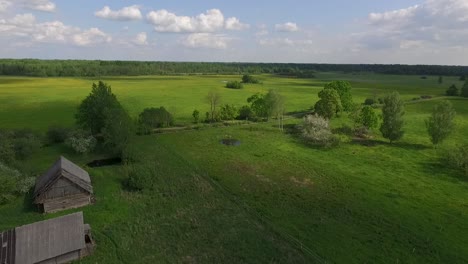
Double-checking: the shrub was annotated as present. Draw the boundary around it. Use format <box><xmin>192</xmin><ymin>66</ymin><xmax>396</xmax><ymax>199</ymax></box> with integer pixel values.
<box><xmin>238</xmin><ymin>105</ymin><xmax>255</xmax><ymax>120</ymax></box>
<box><xmin>0</xmin><ymin>131</ymin><xmax>15</xmax><ymax>164</ymax></box>
<box><xmin>65</xmin><ymin>129</ymin><xmax>97</xmax><ymax>154</ymax></box>
<box><xmin>126</xmin><ymin>163</ymin><xmax>157</xmax><ymax>191</ymax></box>
<box><xmin>46</xmin><ymin>125</ymin><xmax>71</xmax><ymax>144</ymax></box>
<box><xmin>12</xmin><ymin>130</ymin><xmax>42</xmax><ymax>160</ymax></box>
<box><xmin>440</xmin><ymin>145</ymin><xmax>468</xmax><ymax>177</ymax></box>
<box><xmin>461</xmin><ymin>81</ymin><xmax>468</xmax><ymax>98</ymax></box>
<box><xmin>364</xmin><ymin>98</ymin><xmax>375</xmax><ymax>105</ymax></box>
<box><xmin>225</xmin><ymin>81</ymin><xmax>243</xmax><ymax>89</ymax></box>
<box><xmin>138</xmin><ymin>107</ymin><xmax>174</xmax><ymax>130</ymax></box>
<box><xmin>192</xmin><ymin>109</ymin><xmax>200</xmax><ymax>124</ymax></box>
<box><xmin>446</xmin><ymin>84</ymin><xmax>459</xmax><ymax>96</ymax></box>
<box><xmin>0</xmin><ymin>129</ymin><xmax>42</xmax><ymax>163</ymax></box>
<box><xmin>219</xmin><ymin>104</ymin><xmax>238</xmax><ymax>121</ymax></box>
<box><xmin>354</xmin><ymin>127</ymin><xmax>371</xmax><ymax>138</ymax></box>
<box><xmin>242</xmin><ymin>75</ymin><xmax>259</xmax><ymax>84</ymax></box>
<box><xmin>301</xmin><ymin>114</ymin><xmax>338</xmax><ymax>147</ymax></box>
<box><xmin>0</xmin><ymin>163</ymin><xmax>35</xmax><ymax>204</ymax></box>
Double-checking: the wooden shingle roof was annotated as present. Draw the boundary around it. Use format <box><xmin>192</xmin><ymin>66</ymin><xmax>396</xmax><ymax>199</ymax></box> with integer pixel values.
<box><xmin>14</xmin><ymin>212</ymin><xmax>86</xmax><ymax>264</ymax></box>
<box><xmin>34</xmin><ymin>156</ymin><xmax>93</xmax><ymax>197</ymax></box>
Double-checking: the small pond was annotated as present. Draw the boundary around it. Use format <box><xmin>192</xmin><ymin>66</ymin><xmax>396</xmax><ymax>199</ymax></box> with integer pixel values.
<box><xmin>220</xmin><ymin>138</ymin><xmax>241</xmax><ymax>146</ymax></box>
<box><xmin>87</xmin><ymin>157</ymin><xmax>122</xmax><ymax>168</ymax></box>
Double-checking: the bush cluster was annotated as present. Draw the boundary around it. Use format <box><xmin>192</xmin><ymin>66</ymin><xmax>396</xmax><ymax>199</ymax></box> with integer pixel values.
<box><xmin>126</xmin><ymin>162</ymin><xmax>158</xmax><ymax>191</ymax></box>
<box><xmin>225</xmin><ymin>81</ymin><xmax>243</xmax><ymax>89</ymax></box>
<box><xmin>242</xmin><ymin>74</ymin><xmax>259</xmax><ymax>84</ymax></box>
<box><xmin>301</xmin><ymin>114</ymin><xmax>339</xmax><ymax>147</ymax></box>
<box><xmin>0</xmin><ymin>163</ymin><xmax>35</xmax><ymax>205</ymax></box>
<box><xmin>0</xmin><ymin>129</ymin><xmax>42</xmax><ymax>164</ymax></box>
<box><xmin>46</xmin><ymin>125</ymin><xmax>71</xmax><ymax>144</ymax></box>
<box><xmin>440</xmin><ymin>145</ymin><xmax>468</xmax><ymax>177</ymax></box>
<box><xmin>65</xmin><ymin>129</ymin><xmax>97</xmax><ymax>154</ymax></box>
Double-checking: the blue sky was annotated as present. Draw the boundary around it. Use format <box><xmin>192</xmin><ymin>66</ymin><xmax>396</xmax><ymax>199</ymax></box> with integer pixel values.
<box><xmin>1</xmin><ymin>0</ymin><xmax>467</xmax><ymax>65</ymax></box>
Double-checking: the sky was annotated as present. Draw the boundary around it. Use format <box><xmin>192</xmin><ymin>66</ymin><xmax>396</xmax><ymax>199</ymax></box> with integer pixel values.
<box><xmin>1</xmin><ymin>0</ymin><xmax>468</xmax><ymax>65</ymax></box>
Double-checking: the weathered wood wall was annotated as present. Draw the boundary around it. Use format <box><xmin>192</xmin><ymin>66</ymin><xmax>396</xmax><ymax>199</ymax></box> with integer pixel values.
<box><xmin>36</xmin><ymin>250</ymin><xmax>81</xmax><ymax>264</ymax></box>
<box><xmin>42</xmin><ymin>178</ymin><xmax>86</xmax><ymax>200</ymax></box>
<box><xmin>43</xmin><ymin>193</ymin><xmax>91</xmax><ymax>213</ymax></box>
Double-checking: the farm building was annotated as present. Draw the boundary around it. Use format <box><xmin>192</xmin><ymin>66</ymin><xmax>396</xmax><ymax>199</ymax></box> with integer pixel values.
<box><xmin>0</xmin><ymin>212</ymin><xmax>94</xmax><ymax>264</ymax></box>
<box><xmin>34</xmin><ymin>156</ymin><xmax>93</xmax><ymax>213</ymax></box>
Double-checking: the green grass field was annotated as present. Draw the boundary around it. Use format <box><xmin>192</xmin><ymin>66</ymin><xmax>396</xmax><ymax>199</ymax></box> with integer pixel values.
<box><xmin>0</xmin><ymin>73</ymin><xmax>467</xmax><ymax>263</ymax></box>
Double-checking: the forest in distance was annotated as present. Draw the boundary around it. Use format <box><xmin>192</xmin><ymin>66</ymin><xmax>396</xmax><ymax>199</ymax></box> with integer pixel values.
<box><xmin>1</xmin><ymin>59</ymin><xmax>468</xmax><ymax>77</ymax></box>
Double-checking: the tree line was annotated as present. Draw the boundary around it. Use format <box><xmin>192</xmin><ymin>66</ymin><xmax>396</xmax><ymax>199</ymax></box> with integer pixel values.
<box><xmin>1</xmin><ymin>59</ymin><xmax>468</xmax><ymax>77</ymax></box>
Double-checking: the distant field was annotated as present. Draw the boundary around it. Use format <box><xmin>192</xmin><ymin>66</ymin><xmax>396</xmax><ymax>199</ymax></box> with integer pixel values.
<box><xmin>0</xmin><ymin>73</ymin><xmax>464</xmax><ymax>130</ymax></box>
<box><xmin>0</xmin><ymin>73</ymin><xmax>467</xmax><ymax>263</ymax></box>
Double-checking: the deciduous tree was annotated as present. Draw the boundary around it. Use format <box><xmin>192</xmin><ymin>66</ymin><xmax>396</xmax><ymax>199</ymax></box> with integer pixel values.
<box><xmin>314</xmin><ymin>89</ymin><xmax>342</xmax><ymax>119</ymax></box>
<box><xmin>205</xmin><ymin>91</ymin><xmax>222</xmax><ymax>122</ymax></box>
<box><xmin>76</xmin><ymin>81</ymin><xmax>121</xmax><ymax>134</ymax></box>
<box><xmin>247</xmin><ymin>93</ymin><xmax>269</xmax><ymax>120</ymax></box>
<box><xmin>102</xmin><ymin>107</ymin><xmax>135</xmax><ymax>156</ymax></box>
<box><xmin>192</xmin><ymin>110</ymin><xmax>200</xmax><ymax>123</ymax></box>
<box><xmin>266</xmin><ymin>89</ymin><xmax>286</xmax><ymax>130</ymax></box>
<box><xmin>380</xmin><ymin>92</ymin><xmax>405</xmax><ymax>143</ymax></box>
<box><xmin>446</xmin><ymin>84</ymin><xmax>459</xmax><ymax>96</ymax></box>
<box><xmin>426</xmin><ymin>100</ymin><xmax>456</xmax><ymax>146</ymax></box>
<box><xmin>461</xmin><ymin>81</ymin><xmax>468</xmax><ymax>98</ymax></box>
<box><xmin>324</xmin><ymin>81</ymin><xmax>353</xmax><ymax>111</ymax></box>
<box><xmin>355</xmin><ymin>105</ymin><xmax>379</xmax><ymax>129</ymax></box>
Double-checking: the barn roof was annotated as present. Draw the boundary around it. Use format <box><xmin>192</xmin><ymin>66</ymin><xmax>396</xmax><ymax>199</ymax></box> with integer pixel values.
<box><xmin>14</xmin><ymin>212</ymin><xmax>86</xmax><ymax>264</ymax></box>
<box><xmin>34</xmin><ymin>156</ymin><xmax>93</xmax><ymax>197</ymax></box>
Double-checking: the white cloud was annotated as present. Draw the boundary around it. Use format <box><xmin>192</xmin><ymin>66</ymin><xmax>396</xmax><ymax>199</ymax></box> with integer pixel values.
<box><xmin>133</xmin><ymin>32</ymin><xmax>148</xmax><ymax>45</ymax></box>
<box><xmin>95</xmin><ymin>5</ymin><xmax>142</xmax><ymax>21</ymax></box>
<box><xmin>0</xmin><ymin>13</ymin><xmax>111</xmax><ymax>46</ymax></box>
<box><xmin>364</xmin><ymin>0</ymin><xmax>468</xmax><ymax>48</ymax></box>
<box><xmin>72</xmin><ymin>28</ymin><xmax>111</xmax><ymax>46</ymax></box>
<box><xmin>147</xmin><ymin>9</ymin><xmax>237</xmax><ymax>33</ymax></box>
<box><xmin>225</xmin><ymin>17</ymin><xmax>249</xmax><ymax>30</ymax></box>
<box><xmin>399</xmin><ymin>40</ymin><xmax>424</xmax><ymax>49</ymax></box>
<box><xmin>0</xmin><ymin>0</ymin><xmax>11</xmax><ymax>12</ymax></box>
<box><xmin>275</xmin><ymin>22</ymin><xmax>299</xmax><ymax>32</ymax></box>
<box><xmin>255</xmin><ymin>24</ymin><xmax>269</xmax><ymax>37</ymax></box>
<box><xmin>368</xmin><ymin>5</ymin><xmax>418</xmax><ymax>24</ymax></box>
<box><xmin>147</xmin><ymin>9</ymin><xmax>224</xmax><ymax>33</ymax></box>
<box><xmin>0</xmin><ymin>0</ymin><xmax>56</xmax><ymax>12</ymax></box>
<box><xmin>182</xmin><ymin>33</ymin><xmax>229</xmax><ymax>49</ymax></box>
<box><xmin>23</xmin><ymin>0</ymin><xmax>56</xmax><ymax>12</ymax></box>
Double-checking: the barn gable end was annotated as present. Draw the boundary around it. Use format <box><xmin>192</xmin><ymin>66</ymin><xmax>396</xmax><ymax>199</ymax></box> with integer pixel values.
<box><xmin>34</xmin><ymin>156</ymin><xmax>93</xmax><ymax>213</ymax></box>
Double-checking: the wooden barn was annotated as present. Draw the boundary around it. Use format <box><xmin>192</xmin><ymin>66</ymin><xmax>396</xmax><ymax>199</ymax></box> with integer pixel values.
<box><xmin>34</xmin><ymin>156</ymin><xmax>93</xmax><ymax>213</ymax></box>
<box><xmin>0</xmin><ymin>212</ymin><xmax>94</xmax><ymax>264</ymax></box>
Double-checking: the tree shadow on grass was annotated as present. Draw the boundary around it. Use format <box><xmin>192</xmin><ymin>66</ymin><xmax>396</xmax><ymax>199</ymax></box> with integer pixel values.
<box><xmin>283</xmin><ymin>124</ymin><xmax>301</xmax><ymax>136</ymax></box>
<box><xmin>351</xmin><ymin>139</ymin><xmax>430</xmax><ymax>150</ymax></box>
<box><xmin>418</xmin><ymin>160</ymin><xmax>468</xmax><ymax>183</ymax></box>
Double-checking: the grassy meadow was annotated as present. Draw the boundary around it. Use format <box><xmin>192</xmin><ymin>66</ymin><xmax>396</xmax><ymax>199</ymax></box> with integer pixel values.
<box><xmin>0</xmin><ymin>73</ymin><xmax>467</xmax><ymax>263</ymax></box>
